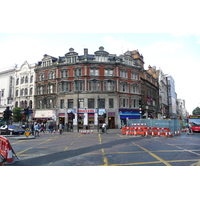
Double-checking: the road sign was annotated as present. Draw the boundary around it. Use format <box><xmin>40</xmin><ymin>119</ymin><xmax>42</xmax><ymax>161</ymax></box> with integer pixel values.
<box><xmin>25</xmin><ymin>128</ymin><xmax>31</xmax><ymax>138</ymax></box>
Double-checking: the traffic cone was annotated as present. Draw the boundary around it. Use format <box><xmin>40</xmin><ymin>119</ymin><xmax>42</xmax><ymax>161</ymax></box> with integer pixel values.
<box><xmin>134</xmin><ymin>130</ymin><xmax>136</xmax><ymax>137</ymax></box>
<box><xmin>6</xmin><ymin>144</ymin><xmax>13</xmax><ymax>163</ymax></box>
<box><xmin>158</xmin><ymin>131</ymin><xmax>160</xmax><ymax>137</ymax></box>
<box><xmin>165</xmin><ymin>132</ymin><xmax>168</xmax><ymax>137</ymax></box>
<box><xmin>145</xmin><ymin>130</ymin><xmax>148</xmax><ymax>137</ymax></box>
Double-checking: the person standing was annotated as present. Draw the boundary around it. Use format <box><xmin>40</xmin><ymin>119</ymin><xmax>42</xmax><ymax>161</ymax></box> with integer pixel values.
<box><xmin>34</xmin><ymin>123</ymin><xmax>40</xmax><ymax>137</ymax></box>
<box><xmin>59</xmin><ymin>123</ymin><xmax>63</xmax><ymax>134</ymax></box>
<box><xmin>189</xmin><ymin>122</ymin><xmax>194</xmax><ymax>135</ymax></box>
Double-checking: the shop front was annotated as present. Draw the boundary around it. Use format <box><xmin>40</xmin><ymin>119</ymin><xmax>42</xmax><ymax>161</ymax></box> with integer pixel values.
<box><xmin>108</xmin><ymin>112</ymin><xmax>115</xmax><ymax>129</ymax></box>
<box><xmin>119</xmin><ymin>109</ymin><xmax>141</xmax><ymax>127</ymax></box>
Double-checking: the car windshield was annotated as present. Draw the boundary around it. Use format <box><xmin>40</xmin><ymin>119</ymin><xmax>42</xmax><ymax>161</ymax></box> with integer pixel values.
<box><xmin>189</xmin><ymin>119</ymin><xmax>200</xmax><ymax>126</ymax></box>
<box><xmin>8</xmin><ymin>125</ymin><xmax>17</xmax><ymax>129</ymax></box>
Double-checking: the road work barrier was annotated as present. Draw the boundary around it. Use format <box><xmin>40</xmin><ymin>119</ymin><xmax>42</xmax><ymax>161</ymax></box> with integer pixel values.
<box><xmin>80</xmin><ymin>129</ymin><xmax>94</xmax><ymax>134</ymax></box>
<box><xmin>0</xmin><ymin>136</ymin><xmax>19</xmax><ymax>165</ymax></box>
<box><xmin>127</xmin><ymin>119</ymin><xmax>181</xmax><ymax>135</ymax></box>
<box><xmin>122</xmin><ymin>126</ymin><xmax>173</xmax><ymax>138</ymax></box>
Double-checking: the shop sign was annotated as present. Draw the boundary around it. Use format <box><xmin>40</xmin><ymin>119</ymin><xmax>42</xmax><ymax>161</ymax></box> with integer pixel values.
<box><xmin>108</xmin><ymin>112</ymin><xmax>115</xmax><ymax>116</ymax></box>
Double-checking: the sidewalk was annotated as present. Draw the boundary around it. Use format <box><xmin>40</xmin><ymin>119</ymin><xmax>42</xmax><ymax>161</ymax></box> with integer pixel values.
<box><xmin>2</xmin><ymin>129</ymin><xmax>122</xmax><ymax>140</ymax></box>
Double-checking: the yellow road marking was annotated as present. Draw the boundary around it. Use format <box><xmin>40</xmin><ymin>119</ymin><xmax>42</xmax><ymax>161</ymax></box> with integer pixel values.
<box><xmin>132</xmin><ymin>142</ymin><xmax>171</xmax><ymax>166</ymax></box>
<box><xmin>118</xmin><ymin>134</ymin><xmax>171</xmax><ymax>166</ymax></box>
<box><xmin>16</xmin><ymin>138</ymin><xmax>53</xmax><ymax>155</ymax></box>
<box><xmin>10</xmin><ymin>140</ymin><xmax>24</xmax><ymax>145</ymax></box>
<box><xmin>98</xmin><ymin>133</ymin><xmax>109</xmax><ymax>166</ymax></box>
<box><xmin>108</xmin><ymin>159</ymin><xmax>200</xmax><ymax>166</ymax></box>
<box><xmin>64</xmin><ymin>135</ymin><xmax>83</xmax><ymax>151</ymax></box>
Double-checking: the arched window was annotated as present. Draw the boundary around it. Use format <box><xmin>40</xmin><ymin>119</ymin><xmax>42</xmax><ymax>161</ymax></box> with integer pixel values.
<box><xmin>16</xmin><ymin>78</ymin><xmax>19</xmax><ymax>85</ymax></box>
<box><xmin>25</xmin><ymin>88</ymin><xmax>28</xmax><ymax>95</ymax></box>
<box><xmin>25</xmin><ymin>76</ymin><xmax>28</xmax><ymax>83</ymax></box>
<box><xmin>30</xmin><ymin>75</ymin><xmax>33</xmax><ymax>83</ymax></box>
<box><xmin>15</xmin><ymin>101</ymin><xmax>18</xmax><ymax>108</ymax></box>
<box><xmin>21</xmin><ymin>77</ymin><xmax>24</xmax><ymax>84</ymax></box>
<box><xmin>30</xmin><ymin>88</ymin><xmax>33</xmax><ymax>95</ymax></box>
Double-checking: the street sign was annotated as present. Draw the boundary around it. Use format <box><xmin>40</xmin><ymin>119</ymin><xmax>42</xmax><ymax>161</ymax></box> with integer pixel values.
<box><xmin>25</xmin><ymin>128</ymin><xmax>31</xmax><ymax>138</ymax></box>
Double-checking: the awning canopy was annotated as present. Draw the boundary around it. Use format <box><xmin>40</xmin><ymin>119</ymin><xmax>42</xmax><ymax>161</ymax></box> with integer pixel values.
<box><xmin>34</xmin><ymin>110</ymin><xmax>53</xmax><ymax>118</ymax></box>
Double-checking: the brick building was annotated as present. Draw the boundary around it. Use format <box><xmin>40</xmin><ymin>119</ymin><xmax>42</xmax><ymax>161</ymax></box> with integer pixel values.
<box><xmin>34</xmin><ymin>47</ymin><xmax>143</xmax><ymax>129</ymax></box>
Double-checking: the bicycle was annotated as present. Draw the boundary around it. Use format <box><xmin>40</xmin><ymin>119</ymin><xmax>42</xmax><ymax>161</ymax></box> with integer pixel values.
<box><xmin>101</xmin><ymin>127</ymin><xmax>108</xmax><ymax>134</ymax></box>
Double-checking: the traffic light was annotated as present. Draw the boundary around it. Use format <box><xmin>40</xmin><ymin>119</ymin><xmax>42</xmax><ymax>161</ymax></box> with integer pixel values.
<box><xmin>24</xmin><ymin>107</ymin><xmax>29</xmax><ymax>116</ymax></box>
<box><xmin>3</xmin><ymin>107</ymin><xmax>12</xmax><ymax>120</ymax></box>
<box><xmin>139</xmin><ymin>100</ymin><xmax>142</xmax><ymax>114</ymax></box>
<box><xmin>103</xmin><ymin>113</ymin><xmax>107</xmax><ymax>118</ymax></box>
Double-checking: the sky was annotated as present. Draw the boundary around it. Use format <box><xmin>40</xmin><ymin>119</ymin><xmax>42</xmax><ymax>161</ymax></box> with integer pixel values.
<box><xmin>0</xmin><ymin>0</ymin><xmax>200</xmax><ymax>116</ymax></box>
<box><xmin>0</xmin><ymin>33</ymin><xmax>199</xmax><ymax>114</ymax></box>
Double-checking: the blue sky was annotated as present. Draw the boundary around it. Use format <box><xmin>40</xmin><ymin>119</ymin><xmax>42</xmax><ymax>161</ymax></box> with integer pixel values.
<box><xmin>0</xmin><ymin>33</ymin><xmax>199</xmax><ymax>114</ymax></box>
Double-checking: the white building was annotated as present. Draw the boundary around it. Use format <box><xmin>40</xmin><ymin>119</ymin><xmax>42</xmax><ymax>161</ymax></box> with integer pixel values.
<box><xmin>0</xmin><ymin>67</ymin><xmax>15</xmax><ymax>118</ymax></box>
<box><xmin>14</xmin><ymin>61</ymin><xmax>36</xmax><ymax>120</ymax></box>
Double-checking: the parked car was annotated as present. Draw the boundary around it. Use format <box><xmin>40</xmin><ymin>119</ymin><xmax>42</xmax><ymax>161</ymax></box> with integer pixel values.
<box><xmin>0</xmin><ymin>125</ymin><xmax>25</xmax><ymax>135</ymax></box>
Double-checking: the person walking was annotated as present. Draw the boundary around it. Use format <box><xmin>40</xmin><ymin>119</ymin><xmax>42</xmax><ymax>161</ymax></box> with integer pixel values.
<box><xmin>49</xmin><ymin>123</ymin><xmax>53</xmax><ymax>134</ymax></box>
<box><xmin>59</xmin><ymin>123</ymin><xmax>63</xmax><ymax>134</ymax></box>
<box><xmin>34</xmin><ymin>123</ymin><xmax>40</xmax><ymax>137</ymax></box>
<box><xmin>188</xmin><ymin>122</ymin><xmax>194</xmax><ymax>135</ymax></box>
<box><xmin>40</xmin><ymin>123</ymin><xmax>45</xmax><ymax>134</ymax></box>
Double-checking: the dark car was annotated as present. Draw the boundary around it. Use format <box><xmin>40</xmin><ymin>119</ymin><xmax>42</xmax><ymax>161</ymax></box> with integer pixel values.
<box><xmin>0</xmin><ymin>125</ymin><xmax>25</xmax><ymax>135</ymax></box>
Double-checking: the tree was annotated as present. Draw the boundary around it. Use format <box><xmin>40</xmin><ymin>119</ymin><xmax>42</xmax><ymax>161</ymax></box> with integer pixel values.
<box><xmin>12</xmin><ymin>107</ymin><xmax>22</xmax><ymax>122</ymax></box>
<box><xmin>192</xmin><ymin>107</ymin><xmax>200</xmax><ymax>115</ymax></box>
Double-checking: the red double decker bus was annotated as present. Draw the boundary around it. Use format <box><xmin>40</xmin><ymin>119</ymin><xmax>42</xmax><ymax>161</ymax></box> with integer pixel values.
<box><xmin>188</xmin><ymin>115</ymin><xmax>200</xmax><ymax>132</ymax></box>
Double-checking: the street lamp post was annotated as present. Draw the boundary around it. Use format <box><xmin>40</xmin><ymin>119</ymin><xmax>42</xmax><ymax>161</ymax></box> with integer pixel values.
<box><xmin>77</xmin><ymin>76</ymin><xmax>80</xmax><ymax>132</ymax></box>
<box><xmin>97</xmin><ymin>96</ymin><xmax>100</xmax><ymax>132</ymax></box>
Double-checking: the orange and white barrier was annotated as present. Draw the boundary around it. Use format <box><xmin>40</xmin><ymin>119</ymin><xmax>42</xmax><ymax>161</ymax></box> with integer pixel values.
<box><xmin>80</xmin><ymin>129</ymin><xmax>94</xmax><ymax>134</ymax></box>
<box><xmin>121</xmin><ymin>127</ymin><xmax>175</xmax><ymax>138</ymax></box>
<box><xmin>0</xmin><ymin>136</ymin><xmax>15</xmax><ymax>165</ymax></box>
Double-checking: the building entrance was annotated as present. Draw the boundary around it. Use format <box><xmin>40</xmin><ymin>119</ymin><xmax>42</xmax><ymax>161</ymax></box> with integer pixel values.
<box><xmin>108</xmin><ymin>117</ymin><xmax>115</xmax><ymax>129</ymax></box>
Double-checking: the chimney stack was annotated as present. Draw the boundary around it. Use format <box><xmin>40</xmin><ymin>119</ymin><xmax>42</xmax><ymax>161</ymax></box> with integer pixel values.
<box><xmin>84</xmin><ymin>48</ymin><xmax>88</xmax><ymax>56</ymax></box>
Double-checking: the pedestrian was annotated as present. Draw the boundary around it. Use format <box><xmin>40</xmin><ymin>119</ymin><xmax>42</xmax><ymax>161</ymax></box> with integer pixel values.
<box><xmin>49</xmin><ymin>123</ymin><xmax>53</xmax><ymax>134</ymax></box>
<box><xmin>59</xmin><ymin>123</ymin><xmax>63</xmax><ymax>134</ymax></box>
<box><xmin>188</xmin><ymin>122</ymin><xmax>194</xmax><ymax>135</ymax></box>
<box><xmin>34</xmin><ymin>123</ymin><xmax>40</xmax><ymax>137</ymax></box>
<box><xmin>102</xmin><ymin>122</ymin><xmax>107</xmax><ymax>134</ymax></box>
<box><xmin>40</xmin><ymin>123</ymin><xmax>45</xmax><ymax>134</ymax></box>
<box><xmin>31</xmin><ymin>123</ymin><xmax>34</xmax><ymax>135</ymax></box>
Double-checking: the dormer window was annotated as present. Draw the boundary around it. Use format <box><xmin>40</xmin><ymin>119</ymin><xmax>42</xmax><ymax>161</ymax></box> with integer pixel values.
<box><xmin>95</xmin><ymin>56</ymin><xmax>108</xmax><ymax>62</ymax></box>
<box><xmin>65</xmin><ymin>48</ymin><xmax>78</xmax><ymax>64</ymax></box>
<box><xmin>43</xmin><ymin>60</ymin><xmax>51</xmax><ymax>67</ymax></box>
<box><xmin>66</xmin><ymin>57</ymin><xmax>76</xmax><ymax>64</ymax></box>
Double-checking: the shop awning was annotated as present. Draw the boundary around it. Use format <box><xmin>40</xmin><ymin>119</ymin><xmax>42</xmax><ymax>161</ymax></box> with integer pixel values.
<box><xmin>34</xmin><ymin>110</ymin><xmax>53</xmax><ymax>118</ymax></box>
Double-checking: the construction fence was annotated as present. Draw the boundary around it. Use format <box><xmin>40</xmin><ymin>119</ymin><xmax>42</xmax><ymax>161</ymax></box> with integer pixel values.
<box><xmin>127</xmin><ymin>119</ymin><xmax>181</xmax><ymax>134</ymax></box>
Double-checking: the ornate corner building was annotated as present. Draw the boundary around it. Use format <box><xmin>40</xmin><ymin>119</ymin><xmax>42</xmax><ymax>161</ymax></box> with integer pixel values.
<box><xmin>34</xmin><ymin>47</ymin><xmax>144</xmax><ymax>129</ymax></box>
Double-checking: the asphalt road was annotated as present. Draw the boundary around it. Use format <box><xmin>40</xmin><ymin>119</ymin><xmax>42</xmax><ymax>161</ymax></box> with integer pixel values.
<box><xmin>4</xmin><ymin>129</ymin><xmax>200</xmax><ymax>166</ymax></box>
